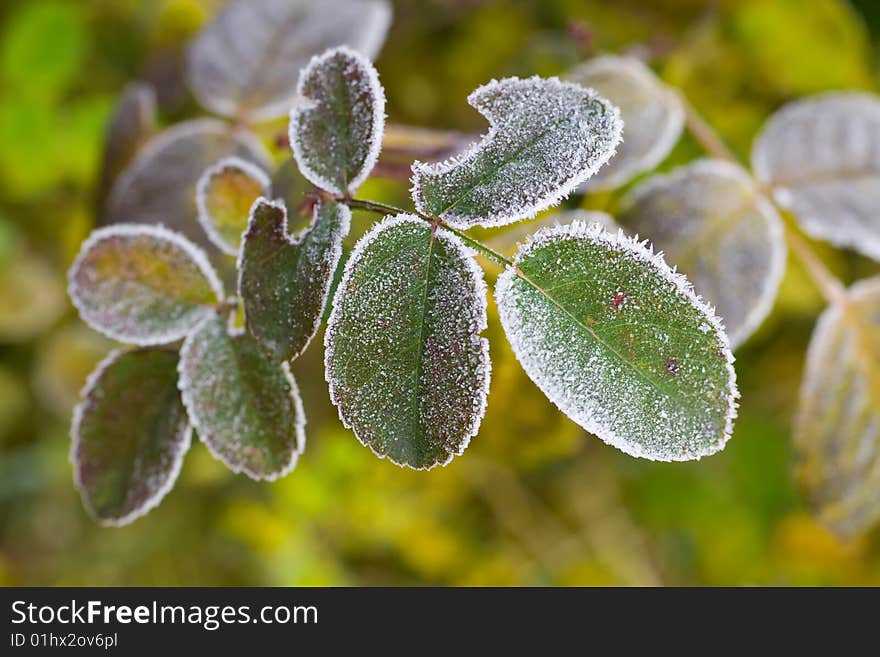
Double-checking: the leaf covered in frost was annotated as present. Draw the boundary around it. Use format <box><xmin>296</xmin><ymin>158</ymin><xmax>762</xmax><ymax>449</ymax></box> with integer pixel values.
<box><xmin>187</xmin><ymin>0</ymin><xmax>391</xmax><ymax>121</ymax></box>
<box><xmin>104</xmin><ymin>119</ymin><xmax>270</xmax><ymax>248</ymax></box>
<box><xmin>325</xmin><ymin>215</ymin><xmax>490</xmax><ymax>469</ymax></box>
<box><xmin>239</xmin><ymin>198</ymin><xmax>351</xmax><ymax>362</ymax></box>
<box><xmin>289</xmin><ymin>46</ymin><xmax>386</xmax><ymax>196</ymax></box>
<box><xmin>97</xmin><ymin>82</ymin><xmax>158</xmax><ymax>207</ymax></box>
<box><xmin>68</xmin><ymin>224</ymin><xmax>224</xmax><ymax>345</ymax></box>
<box><xmin>752</xmin><ymin>92</ymin><xmax>880</xmax><ymax>261</ymax></box>
<box><xmin>179</xmin><ymin>314</ymin><xmax>305</xmax><ymax>480</ymax></box>
<box><xmin>411</xmin><ymin>76</ymin><xmax>622</xmax><ymax>229</ymax></box>
<box><xmin>495</xmin><ymin>221</ymin><xmax>738</xmax><ymax>461</ymax></box>
<box><xmin>566</xmin><ymin>55</ymin><xmax>684</xmax><ymax>191</ymax></box>
<box><xmin>620</xmin><ymin>160</ymin><xmax>786</xmax><ymax>348</ymax></box>
<box><xmin>196</xmin><ymin>157</ymin><xmax>271</xmax><ymax>255</ymax></box>
<box><xmin>795</xmin><ymin>278</ymin><xmax>880</xmax><ymax>538</ymax></box>
<box><xmin>71</xmin><ymin>347</ymin><xmax>190</xmax><ymax>526</ymax></box>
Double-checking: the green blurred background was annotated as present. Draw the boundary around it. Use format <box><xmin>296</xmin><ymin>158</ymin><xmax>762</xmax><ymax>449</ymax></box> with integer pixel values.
<box><xmin>1</xmin><ymin>0</ymin><xmax>879</xmax><ymax>586</ymax></box>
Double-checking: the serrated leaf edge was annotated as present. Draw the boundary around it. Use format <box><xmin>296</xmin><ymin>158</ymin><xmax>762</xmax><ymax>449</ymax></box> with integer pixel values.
<box><xmin>496</xmin><ymin>219</ymin><xmax>739</xmax><ymax>461</ymax></box>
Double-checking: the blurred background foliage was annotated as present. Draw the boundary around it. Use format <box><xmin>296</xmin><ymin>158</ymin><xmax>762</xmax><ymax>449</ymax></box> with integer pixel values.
<box><xmin>1</xmin><ymin>0</ymin><xmax>879</xmax><ymax>586</ymax></box>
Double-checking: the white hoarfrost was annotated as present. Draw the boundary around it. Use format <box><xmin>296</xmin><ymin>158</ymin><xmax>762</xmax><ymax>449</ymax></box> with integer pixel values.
<box><xmin>187</xmin><ymin>0</ymin><xmax>391</xmax><ymax>121</ymax></box>
<box><xmin>68</xmin><ymin>224</ymin><xmax>225</xmax><ymax>346</ymax></box>
<box><xmin>289</xmin><ymin>46</ymin><xmax>386</xmax><ymax>196</ymax></box>
<box><xmin>495</xmin><ymin>220</ymin><xmax>739</xmax><ymax>461</ymax></box>
<box><xmin>178</xmin><ymin>316</ymin><xmax>306</xmax><ymax>482</ymax></box>
<box><xmin>324</xmin><ymin>215</ymin><xmax>491</xmax><ymax>469</ymax></box>
<box><xmin>621</xmin><ymin>159</ymin><xmax>786</xmax><ymax>349</ymax></box>
<box><xmin>795</xmin><ymin>277</ymin><xmax>880</xmax><ymax>538</ymax></box>
<box><xmin>70</xmin><ymin>348</ymin><xmax>192</xmax><ymax>527</ymax></box>
<box><xmin>411</xmin><ymin>76</ymin><xmax>623</xmax><ymax>228</ymax></box>
<box><xmin>196</xmin><ymin>156</ymin><xmax>272</xmax><ymax>255</ymax></box>
<box><xmin>566</xmin><ymin>55</ymin><xmax>684</xmax><ymax>191</ymax></box>
<box><xmin>752</xmin><ymin>92</ymin><xmax>880</xmax><ymax>261</ymax></box>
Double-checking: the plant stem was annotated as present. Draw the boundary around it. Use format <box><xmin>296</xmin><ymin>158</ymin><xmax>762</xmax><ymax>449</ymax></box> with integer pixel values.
<box><xmin>682</xmin><ymin>93</ymin><xmax>847</xmax><ymax>305</ymax></box>
<box><xmin>342</xmin><ymin>197</ymin><xmax>514</xmax><ymax>268</ymax></box>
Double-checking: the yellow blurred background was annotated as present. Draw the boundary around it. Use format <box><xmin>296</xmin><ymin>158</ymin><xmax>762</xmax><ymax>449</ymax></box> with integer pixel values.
<box><xmin>1</xmin><ymin>0</ymin><xmax>879</xmax><ymax>586</ymax></box>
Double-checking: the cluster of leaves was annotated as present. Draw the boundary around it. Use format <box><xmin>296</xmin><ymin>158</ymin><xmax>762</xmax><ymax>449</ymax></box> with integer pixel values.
<box><xmin>67</xmin><ymin>0</ymin><xmax>880</xmax><ymax>541</ymax></box>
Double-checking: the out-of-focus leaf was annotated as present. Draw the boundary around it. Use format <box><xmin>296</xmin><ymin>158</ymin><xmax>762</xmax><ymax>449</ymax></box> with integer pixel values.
<box><xmin>270</xmin><ymin>158</ymin><xmax>315</xmax><ymax>210</ymax></box>
<box><xmin>795</xmin><ymin>278</ymin><xmax>880</xmax><ymax>538</ymax></box>
<box><xmin>103</xmin><ymin>119</ymin><xmax>271</xmax><ymax>248</ymax></box>
<box><xmin>179</xmin><ymin>314</ymin><xmax>306</xmax><ymax>480</ymax></box>
<box><xmin>752</xmin><ymin>93</ymin><xmax>880</xmax><ymax>261</ymax></box>
<box><xmin>289</xmin><ymin>47</ymin><xmax>386</xmax><ymax>196</ymax></box>
<box><xmin>325</xmin><ymin>216</ymin><xmax>490</xmax><ymax>469</ymax></box>
<box><xmin>97</xmin><ymin>82</ymin><xmax>158</xmax><ymax>209</ymax></box>
<box><xmin>196</xmin><ymin>157</ymin><xmax>271</xmax><ymax>255</ymax></box>
<box><xmin>566</xmin><ymin>55</ymin><xmax>684</xmax><ymax>191</ymax></box>
<box><xmin>0</xmin><ymin>366</ymin><xmax>29</xmax><ymax>444</ymax></box>
<box><xmin>239</xmin><ymin>199</ymin><xmax>350</xmax><ymax>362</ymax></box>
<box><xmin>0</xmin><ymin>1</ymin><xmax>87</xmax><ymax>100</ymax></box>
<box><xmin>72</xmin><ymin>347</ymin><xmax>191</xmax><ymax>526</ymax></box>
<box><xmin>411</xmin><ymin>76</ymin><xmax>622</xmax><ymax>228</ymax></box>
<box><xmin>621</xmin><ymin>160</ymin><xmax>786</xmax><ymax>348</ymax></box>
<box><xmin>495</xmin><ymin>221</ymin><xmax>738</xmax><ymax>461</ymax></box>
<box><xmin>68</xmin><ymin>224</ymin><xmax>224</xmax><ymax>345</ymax></box>
<box><xmin>33</xmin><ymin>322</ymin><xmax>114</xmax><ymax>418</ymax></box>
<box><xmin>186</xmin><ymin>0</ymin><xmax>391</xmax><ymax>122</ymax></box>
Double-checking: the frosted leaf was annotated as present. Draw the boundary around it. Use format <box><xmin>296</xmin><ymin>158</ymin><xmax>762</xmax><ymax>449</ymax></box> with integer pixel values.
<box><xmin>71</xmin><ymin>347</ymin><xmax>191</xmax><ymax>526</ymax></box>
<box><xmin>187</xmin><ymin>0</ymin><xmax>391</xmax><ymax>122</ymax></box>
<box><xmin>179</xmin><ymin>314</ymin><xmax>305</xmax><ymax>481</ymax></box>
<box><xmin>289</xmin><ymin>46</ymin><xmax>386</xmax><ymax>196</ymax></box>
<box><xmin>196</xmin><ymin>157</ymin><xmax>271</xmax><ymax>255</ymax></box>
<box><xmin>495</xmin><ymin>221</ymin><xmax>738</xmax><ymax>461</ymax></box>
<box><xmin>795</xmin><ymin>278</ymin><xmax>880</xmax><ymax>538</ymax></box>
<box><xmin>566</xmin><ymin>55</ymin><xmax>684</xmax><ymax>191</ymax></box>
<box><xmin>325</xmin><ymin>215</ymin><xmax>490</xmax><ymax>469</ymax></box>
<box><xmin>488</xmin><ymin>209</ymin><xmax>619</xmax><ymax>254</ymax></box>
<box><xmin>68</xmin><ymin>224</ymin><xmax>224</xmax><ymax>346</ymax></box>
<box><xmin>238</xmin><ymin>198</ymin><xmax>351</xmax><ymax>362</ymax></box>
<box><xmin>752</xmin><ymin>92</ymin><xmax>880</xmax><ymax>261</ymax></box>
<box><xmin>411</xmin><ymin>76</ymin><xmax>623</xmax><ymax>229</ymax></box>
<box><xmin>97</xmin><ymin>82</ymin><xmax>158</xmax><ymax>207</ymax></box>
<box><xmin>620</xmin><ymin>160</ymin><xmax>786</xmax><ymax>348</ymax></box>
<box><xmin>104</xmin><ymin>119</ymin><xmax>270</xmax><ymax>249</ymax></box>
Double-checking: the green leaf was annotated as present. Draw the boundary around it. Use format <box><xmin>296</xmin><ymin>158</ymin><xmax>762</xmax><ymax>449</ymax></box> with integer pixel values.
<box><xmin>795</xmin><ymin>278</ymin><xmax>880</xmax><ymax>538</ymax></box>
<box><xmin>71</xmin><ymin>348</ymin><xmax>191</xmax><ymax>526</ymax></box>
<box><xmin>325</xmin><ymin>215</ymin><xmax>490</xmax><ymax>469</ymax></box>
<box><xmin>187</xmin><ymin>0</ymin><xmax>391</xmax><ymax>121</ymax></box>
<box><xmin>620</xmin><ymin>160</ymin><xmax>786</xmax><ymax>349</ymax></box>
<box><xmin>196</xmin><ymin>157</ymin><xmax>271</xmax><ymax>255</ymax></box>
<box><xmin>411</xmin><ymin>76</ymin><xmax>622</xmax><ymax>229</ymax></box>
<box><xmin>566</xmin><ymin>55</ymin><xmax>684</xmax><ymax>191</ymax></box>
<box><xmin>495</xmin><ymin>221</ymin><xmax>738</xmax><ymax>461</ymax></box>
<box><xmin>289</xmin><ymin>46</ymin><xmax>386</xmax><ymax>196</ymax></box>
<box><xmin>68</xmin><ymin>224</ymin><xmax>224</xmax><ymax>345</ymax></box>
<box><xmin>97</xmin><ymin>82</ymin><xmax>158</xmax><ymax>210</ymax></box>
<box><xmin>179</xmin><ymin>314</ymin><xmax>305</xmax><ymax>480</ymax></box>
<box><xmin>752</xmin><ymin>92</ymin><xmax>880</xmax><ymax>261</ymax></box>
<box><xmin>239</xmin><ymin>198</ymin><xmax>351</xmax><ymax>362</ymax></box>
<box><xmin>104</xmin><ymin>119</ymin><xmax>271</xmax><ymax>249</ymax></box>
